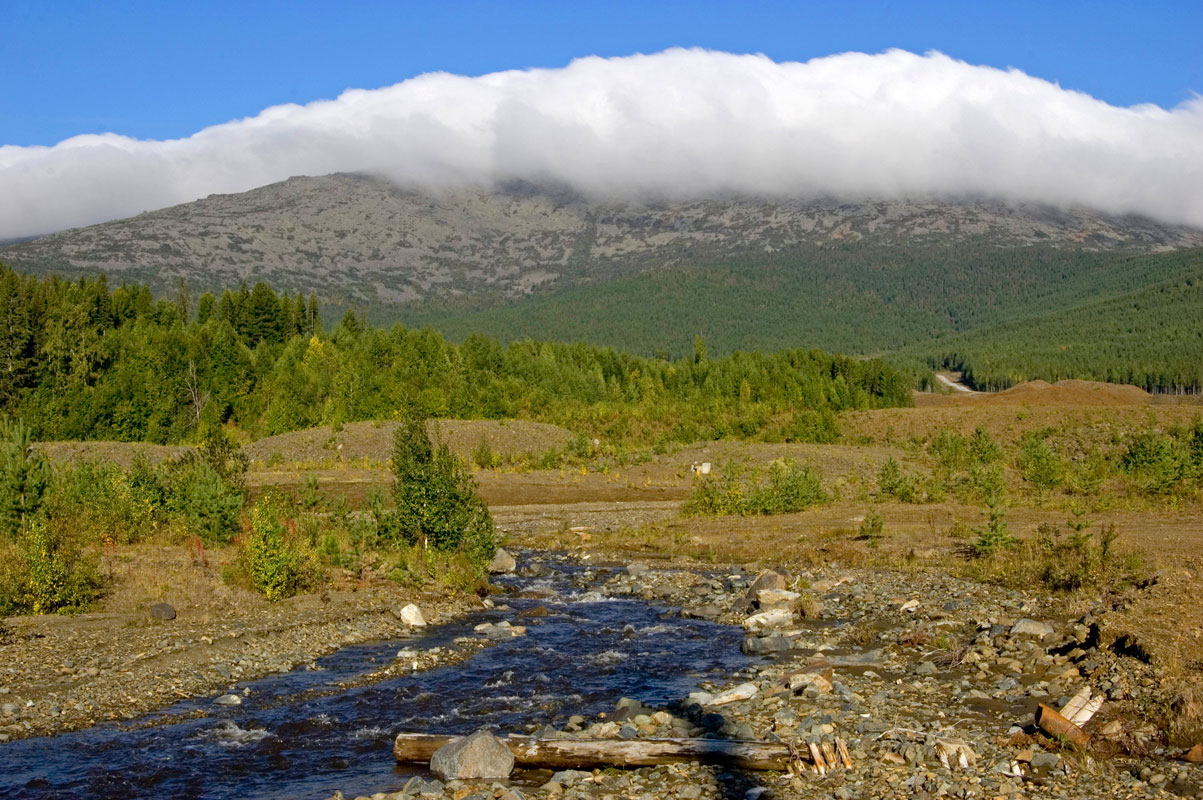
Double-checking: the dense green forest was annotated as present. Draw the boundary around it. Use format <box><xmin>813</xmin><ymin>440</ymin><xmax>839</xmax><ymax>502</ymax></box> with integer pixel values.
<box><xmin>407</xmin><ymin>245</ymin><xmax>1203</xmax><ymax>393</ymax></box>
<box><xmin>0</xmin><ymin>263</ymin><xmax>910</xmax><ymax>445</ymax></box>
<box><xmin>917</xmin><ymin>264</ymin><xmax>1203</xmax><ymax>392</ymax></box>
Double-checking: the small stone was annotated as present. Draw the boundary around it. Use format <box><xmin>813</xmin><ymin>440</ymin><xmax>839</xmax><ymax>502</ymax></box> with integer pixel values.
<box><xmin>711</xmin><ymin>682</ymin><xmax>759</xmax><ymax>705</ymax></box>
<box><xmin>743</xmin><ymin>608</ymin><xmax>794</xmax><ymax>632</ymax></box>
<box><xmin>149</xmin><ymin>602</ymin><xmax>177</xmax><ymax>620</ymax></box>
<box><xmin>682</xmin><ymin>605</ymin><xmax>721</xmax><ymax>620</ymax></box>
<box><xmin>214</xmin><ymin>694</ymin><xmax>242</xmax><ymax>706</ymax></box>
<box><xmin>626</xmin><ymin>562</ymin><xmax>650</xmax><ymax>577</ymax></box>
<box><xmin>1030</xmin><ymin>752</ymin><xmax>1059</xmax><ymax>770</ymax></box>
<box><xmin>399</xmin><ymin>604</ymin><xmax>426</xmax><ymax>627</ymax></box>
<box><xmin>755</xmin><ymin>588</ymin><xmax>800</xmax><ymax>608</ymax></box>
<box><xmin>1010</xmin><ymin>619</ymin><xmax>1054</xmax><ymax>638</ymax></box>
<box><xmin>742</xmin><ymin>635</ymin><xmax>791</xmax><ymax>654</ymax></box>
<box><xmin>898</xmin><ymin>599</ymin><xmax>920</xmax><ymax>613</ymax></box>
<box><xmin>1186</xmin><ymin>743</ymin><xmax>1203</xmax><ymax>763</ymax></box>
<box><xmin>488</xmin><ymin>548</ymin><xmax>517</xmax><ymax>574</ymax></box>
<box><xmin>914</xmin><ymin>661</ymin><xmax>938</xmax><ymax>676</ymax></box>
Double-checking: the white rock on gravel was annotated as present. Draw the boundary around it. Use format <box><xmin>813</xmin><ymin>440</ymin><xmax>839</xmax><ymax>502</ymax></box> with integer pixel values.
<box><xmin>742</xmin><ymin>608</ymin><xmax>795</xmax><ymax>631</ymax></box>
<box><xmin>399</xmin><ymin>603</ymin><xmax>426</xmax><ymax>627</ymax></box>
<box><xmin>710</xmin><ymin>682</ymin><xmax>759</xmax><ymax>705</ymax></box>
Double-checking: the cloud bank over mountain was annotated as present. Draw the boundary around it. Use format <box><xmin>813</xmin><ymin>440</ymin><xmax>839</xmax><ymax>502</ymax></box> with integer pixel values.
<box><xmin>2</xmin><ymin>48</ymin><xmax>1202</xmax><ymax>239</ymax></box>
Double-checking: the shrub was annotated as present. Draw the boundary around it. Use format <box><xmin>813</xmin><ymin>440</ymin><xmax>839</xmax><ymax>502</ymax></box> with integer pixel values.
<box><xmin>928</xmin><ymin>429</ymin><xmax>968</xmax><ymax>479</ymax></box>
<box><xmin>747</xmin><ymin>459</ymin><xmax>828</xmax><ymax>514</ymax></box>
<box><xmin>0</xmin><ymin>519</ymin><xmax>102</xmax><ymax>614</ymax></box>
<box><xmin>968</xmin><ymin>427</ymin><xmax>1002</xmax><ymax>465</ymax></box>
<box><xmin>858</xmin><ymin>511</ymin><xmax>884</xmax><ymax>548</ymax></box>
<box><xmin>43</xmin><ymin>459</ymin><xmax>165</xmax><ymax>544</ymax></box>
<box><xmin>391</xmin><ymin>406</ymin><xmax>496</xmax><ymax>564</ymax></box>
<box><xmin>877</xmin><ymin>457</ymin><xmax>922</xmax><ymax>503</ymax></box>
<box><xmin>1121</xmin><ymin>430</ymin><xmax>1194</xmax><ymax>493</ymax></box>
<box><xmin>967</xmin><ymin>511</ymin><xmax>1143</xmax><ymax>592</ymax></box>
<box><xmin>1018</xmin><ymin>434</ymin><xmax>1066</xmax><ymax>495</ymax></box>
<box><xmin>170</xmin><ymin>461</ymin><xmax>245</xmax><ymax>544</ymax></box>
<box><xmin>683</xmin><ymin>459</ymin><xmax>828</xmax><ymax>516</ymax></box>
<box><xmin>472</xmin><ymin>435</ymin><xmax>497</xmax><ymax>469</ymax></box>
<box><xmin>970</xmin><ymin>496</ymin><xmax>1015</xmax><ymax>557</ymax></box>
<box><xmin>1034</xmin><ymin>515</ymin><xmax>1124</xmax><ymax>592</ymax></box>
<box><xmin>233</xmin><ymin>497</ymin><xmax>319</xmax><ymax>601</ymax></box>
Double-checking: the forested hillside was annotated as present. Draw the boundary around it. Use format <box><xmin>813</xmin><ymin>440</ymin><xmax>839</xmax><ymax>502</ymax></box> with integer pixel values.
<box><xmin>0</xmin><ymin>263</ymin><xmax>911</xmax><ymax>445</ymax></box>
<box><xmin>411</xmin><ymin>246</ymin><xmax>1203</xmax><ymax>393</ymax></box>
<box><xmin>917</xmin><ymin>251</ymin><xmax>1203</xmax><ymax>392</ymax></box>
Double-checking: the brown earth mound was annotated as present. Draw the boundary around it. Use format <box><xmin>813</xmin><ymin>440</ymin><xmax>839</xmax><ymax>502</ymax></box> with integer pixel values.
<box><xmin>36</xmin><ymin>441</ymin><xmax>188</xmax><ymax>468</ymax></box>
<box><xmin>994</xmin><ymin>379</ymin><xmax>1151</xmax><ymax>405</ymax></box>
<box><xmin>916</xmin><ymin>379</ymin><xmax>1152</xmax><ymax>407</ymax></box>
<box><xmin>243</xmin><ymin>419</ymin><xmax>577</xmax><ymax>465</ymax></box>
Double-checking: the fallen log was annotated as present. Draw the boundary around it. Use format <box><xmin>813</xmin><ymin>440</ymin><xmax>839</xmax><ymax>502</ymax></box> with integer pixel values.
<box><xmin>1035</xmin><ymin>704</ymin><xmax>1090</xmax><ymax>748</ymax></box>
<box><xmin>394</xmin><ymin>733</ymin><xmax>803</xmax><ymax>771</ymax></box>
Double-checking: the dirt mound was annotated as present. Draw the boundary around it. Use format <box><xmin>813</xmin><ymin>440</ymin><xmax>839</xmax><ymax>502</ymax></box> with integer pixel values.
<box><xmin>916</xmin><ymin>378</ymin><xmax>1152</xmax><ymax>407</ymax></box>
<box><xmin>244</xmin><ymin>419</ymin><xmax>577</xmax><ymax>466</ymax></box>
<box><xmin>37</xmin><ymin>441</ymin><xmax>188</xmax><ymax>468</ymax></box>
<box><xmin>991</xmin><ymin>379</ymin><xmax>1151</xmax><ymax>405</ymax></box>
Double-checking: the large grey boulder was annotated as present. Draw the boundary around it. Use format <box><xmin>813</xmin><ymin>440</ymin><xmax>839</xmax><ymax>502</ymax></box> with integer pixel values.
<box><xmin>429</xmin><ymin>728</ymin><xmax>515</xmax><ymax>780</ymax></box>
<box><xmin>745</xmin><ymin>568</ymin><xmax>790</xmax><ymax>598</ymax></box>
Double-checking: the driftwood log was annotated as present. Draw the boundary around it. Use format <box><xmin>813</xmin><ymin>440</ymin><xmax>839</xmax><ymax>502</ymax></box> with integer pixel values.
<box><xmin>394</xmin><ymin>733</ymin><xmax>805</xmax><ymax>771</ymax></box>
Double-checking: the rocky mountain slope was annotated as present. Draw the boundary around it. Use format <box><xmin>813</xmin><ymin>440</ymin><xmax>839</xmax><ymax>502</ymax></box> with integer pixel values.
<box><xmin>4</xmin><ymin>172</ymin><xmax>1201</xmax><ymax>308</ymax></box>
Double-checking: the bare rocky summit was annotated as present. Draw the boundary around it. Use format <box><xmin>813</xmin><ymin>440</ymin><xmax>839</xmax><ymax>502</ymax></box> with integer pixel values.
<box><xmin>3</xmin><ymin>173</ymin><xmax>1201</xmax><ymax>308</ymax></box>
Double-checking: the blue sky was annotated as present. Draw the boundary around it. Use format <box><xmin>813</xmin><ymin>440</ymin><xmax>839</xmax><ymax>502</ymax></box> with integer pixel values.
<box><xmin>5</xmin><ymin>0</ymin><xmax>1202</xmax><ymax>147</ymax></box>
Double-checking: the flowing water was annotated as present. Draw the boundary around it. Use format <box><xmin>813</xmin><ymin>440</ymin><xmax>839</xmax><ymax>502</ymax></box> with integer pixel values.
<box><xmin>0</xmin><ymin>555</ymin><xmax>753</xmax><ymax>799</ymax></box>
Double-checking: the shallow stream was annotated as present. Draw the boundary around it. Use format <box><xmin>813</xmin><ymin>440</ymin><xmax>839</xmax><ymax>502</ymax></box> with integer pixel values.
<box><xmin>0</xmin><ymin>554</ymin><xmax>753</xmax><ymax>799</ymax></box>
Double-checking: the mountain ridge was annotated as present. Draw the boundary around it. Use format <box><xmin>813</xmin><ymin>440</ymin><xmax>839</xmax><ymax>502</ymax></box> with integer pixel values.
<box><xmin>4</xmin><ymin>172</ymin><xmax>1201</xmax><ymax>310</ymax></box>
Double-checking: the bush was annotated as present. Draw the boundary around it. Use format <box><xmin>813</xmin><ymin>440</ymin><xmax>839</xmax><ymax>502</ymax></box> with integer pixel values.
<box><xmin>1018</xmin><ymin>434</ymin><xmax>1066</xmax><ymax>495</ymax></box>
<box><xmin>391</xmin><ymin>407</ymin><xmax>496</xmax><ymax>564</ymax></box>
<box><xmin>967</xmin><ymin>511</ymin><xmax>1143</xmax><ymax>592</ymax></box>
<box><xmin>747</xmin><ymin>459</ymin><xmax>828</xmax><ymax>514</ymax></box>
<box><xmin>968</xmin><ymin>427</ymin><xmax>1003</xmax><ymax>465</ymax></box>
<box><xmin>684</xmin><ymin>459</ymin><xmax>828</xmax><ymax>516</ymax></box>
<box><xmin>170</xmin><ymin>461</ymin><xmax>245</xmax><ymax>544</ymax></box>
<box><xmin>1121</xmin><ymin>429</ymin><xmax>1195</xmax><ymax>493</ymax></box>
<box><xmin>858</xmin><ymin>511</ymin><xmax>884</xmax><ymax>547</ymax></box>
<box><xmin>877</xmin><ymin>457</ymin><xmax>923</xmax><ymax>503</ymax></box>
<box><xmin>970</xmin><ymin>496</ymin><xmax>1015</xmax><ymax>557</ymax></box>
<box><xmin>44</xmin><ymin>460</ymin><xmax>163</xmax><ymax>545</ymax></box>
<box><xmin>0</xmin><ymin>519</ymin><xmax>102</xmax><ymax>614</ymax></box>
<box><xmin>1034</xmin><ymin>514</ymin><xmax>1125</xmax><ymax>591</ymax></box>
<box><xmin>231</xmin><ymin>497</ymin><xmax>319</xmax><ymax>601</ymax></box>
<box><xmin>472</xmin><ymin>435</ymin><xmax>497</xmax><ymax>469</ymax></box>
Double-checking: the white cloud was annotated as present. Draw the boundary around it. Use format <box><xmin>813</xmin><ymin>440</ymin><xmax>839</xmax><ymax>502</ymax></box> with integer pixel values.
<box><xmin>2</xmin><ymin>48</ymin><xmax>1202</xmax><ymax>239</ymax></box>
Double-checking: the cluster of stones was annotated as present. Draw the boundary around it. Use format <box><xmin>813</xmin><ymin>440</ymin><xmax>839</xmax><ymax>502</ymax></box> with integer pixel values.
<box><xmin>338</xmin><ymin>553</ymin><xmax>1203</xmax><ymax>799</ymax></box>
